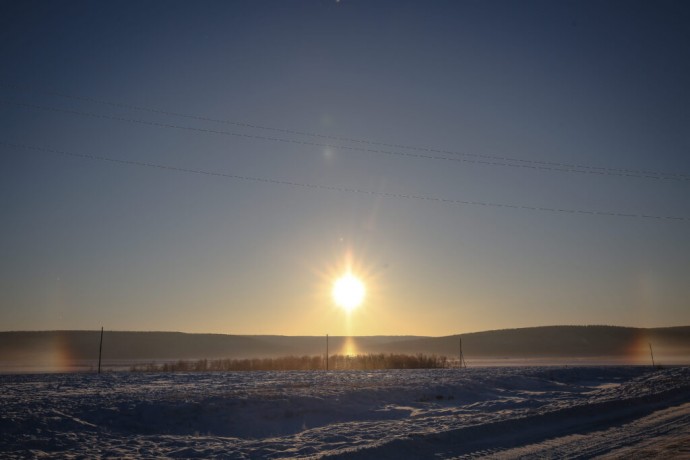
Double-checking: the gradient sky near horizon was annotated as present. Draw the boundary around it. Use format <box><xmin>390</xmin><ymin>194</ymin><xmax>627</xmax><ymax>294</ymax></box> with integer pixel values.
<box><xmin>1</xmin><ymin>0</ymin><xmax>689</xmax><ymax>336</ymax></box>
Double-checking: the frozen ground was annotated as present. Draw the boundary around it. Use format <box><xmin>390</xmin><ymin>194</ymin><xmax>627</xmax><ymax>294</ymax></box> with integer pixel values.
<box><xmin>1</xmin><ymin>366</ymin><xmax>688</xmax><ymax>458</ymax></box>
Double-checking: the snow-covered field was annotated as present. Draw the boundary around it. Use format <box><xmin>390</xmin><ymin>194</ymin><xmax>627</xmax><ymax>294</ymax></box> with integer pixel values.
<box><xmin>1</xmin><ymin>366</ymin><xmax>688</xmax><ymax>458</ymax></box>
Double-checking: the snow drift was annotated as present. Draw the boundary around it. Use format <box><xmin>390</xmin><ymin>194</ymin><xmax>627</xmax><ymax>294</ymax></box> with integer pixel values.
<box><xmin>1</xmin><ymin>366</ymin><xmax>689</xmax><ymax>458</ymax></box>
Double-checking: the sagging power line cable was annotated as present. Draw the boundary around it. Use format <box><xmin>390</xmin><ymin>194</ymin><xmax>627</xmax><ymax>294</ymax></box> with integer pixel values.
<box><xmin>0</xmin><ymin>84</ymin><xmax>688</xmax><ymax>181</ymax></box>
<box><xmin>1</xmin><ymin>99</ymin><xmax>686</xmax><ymax>182</ymax></box>
<box><xmin>2</xmin><ymin>140</ymin><xmax>687</xmax><ymax>222</ymax></box>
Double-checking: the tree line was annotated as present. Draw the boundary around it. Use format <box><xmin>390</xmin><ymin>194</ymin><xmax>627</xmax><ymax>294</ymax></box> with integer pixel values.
<box><xmin>129</xmin><ymin>353</ymin><xmax>449</xmax><ymax>372</ymax></box>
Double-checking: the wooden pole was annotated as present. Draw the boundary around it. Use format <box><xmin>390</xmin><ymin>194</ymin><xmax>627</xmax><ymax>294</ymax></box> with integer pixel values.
<box><xmin>459</xmin><ymin>336</ymin><xmax>467</xmax><ymax>368</ymax></box>
<box><xmin>649</xmin><ymin>342</ymin><xmax>655</xmax><ymax>369</ymax></box>
<box><xmin>98</xmin><ymin>327</ymin><xmax>103</xmax><ymax>374</ymax></box>
<box><xmin>326</xmin><ymin>334</ymin><xmax>329</xmax><ymax>371</ymax></box>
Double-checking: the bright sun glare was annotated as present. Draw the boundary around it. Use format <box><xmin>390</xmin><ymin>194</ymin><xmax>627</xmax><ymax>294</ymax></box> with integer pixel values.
<box><xmin>332</xmin><ymin>273</ymin><xmax>365</xmax><ymax>312</ymax></box>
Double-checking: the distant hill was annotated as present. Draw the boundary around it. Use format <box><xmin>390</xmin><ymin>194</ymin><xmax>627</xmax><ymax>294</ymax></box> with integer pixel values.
<box><xmin>0</xmin><ymin>331</ymin><xmax>421</xmax><ymax>364</ymax></box>
<box><xmin>378</xmin><ymin>326</ymin><xmax>690</xmax><ymax>361</ymax></box>
<box><xmin>1</xmin><ymin>326</ymin><xmax>688</xmax><ymax>372</ymax></box>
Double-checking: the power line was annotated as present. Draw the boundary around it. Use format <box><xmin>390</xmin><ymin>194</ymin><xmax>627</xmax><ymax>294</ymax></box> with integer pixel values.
<box><xmin>1</xmin><ymin>86</ymin><xmax>688</xmax><ymax>181</ymax></box>
<box><xmin>2</xmin><ymin>99</ymin><xmax>685</xmax><ymax>182</ymax></box>
<box><xmin>2</xmin><ymin>140</ymin><xmax>687</xmax><ymax>222</ymax></box>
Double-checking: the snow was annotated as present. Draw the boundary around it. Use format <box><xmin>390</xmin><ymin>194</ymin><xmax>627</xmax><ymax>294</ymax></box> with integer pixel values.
<box><xmin>1</xmin><ymin>366</ymin><xmax>688</xmax><ymax>458</ymax></box>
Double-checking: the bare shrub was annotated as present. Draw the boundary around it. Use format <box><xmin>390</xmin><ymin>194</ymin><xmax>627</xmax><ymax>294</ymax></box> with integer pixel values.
<box><xmin>128</xmin><ymin>353</ymin><xmax>448</xmax><ymax>372</ymax></box>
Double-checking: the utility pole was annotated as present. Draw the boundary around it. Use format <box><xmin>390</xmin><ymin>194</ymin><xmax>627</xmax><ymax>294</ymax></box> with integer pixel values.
<box><xmin>459</xmin><ymin>336</ymin><xmax>467</xmax><ymax>368</ymax></box>
<box><xmin>98</xmin><ymin>327</ymin><xmax>104</xmax><ymax>374</ymax></box>
<box><xmin>649</xmin><ymin>342</ymin><xmax>655</xmax><ymax>369</ymax></box>
<box><xmin>326</xmin><ymin>334</ymin><xmax>329</xmax><ymax>371</ymax></box>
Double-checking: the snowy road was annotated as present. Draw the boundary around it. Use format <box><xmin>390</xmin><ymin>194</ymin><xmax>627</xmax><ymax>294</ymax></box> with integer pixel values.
<box><xmin>1</xmin><ymin>366</ymin><xmax>688</xmax><ymax>458</ymax></box>
<box><xmin>494</xmin><ymin>401</ymin><xmax>690</xmax><ymax>459</ymax></box>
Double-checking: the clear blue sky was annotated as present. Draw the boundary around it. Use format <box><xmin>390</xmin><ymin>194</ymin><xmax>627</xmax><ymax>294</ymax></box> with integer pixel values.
<box><xmin>1</xmin><ymin>0</ymin><xmax>689</xmax><ymax>335</ymax></box>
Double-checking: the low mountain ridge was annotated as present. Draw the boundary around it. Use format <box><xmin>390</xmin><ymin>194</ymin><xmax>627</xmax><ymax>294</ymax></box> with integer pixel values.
<box><xmin>1</xmin><ymin>326</ymin><xmax>688</xmax><ymax>371</ymax></box>
<box><xmin>379</xmin><ymin>325</ymin><xmax>690</xmax><ymax>360</ymax></box>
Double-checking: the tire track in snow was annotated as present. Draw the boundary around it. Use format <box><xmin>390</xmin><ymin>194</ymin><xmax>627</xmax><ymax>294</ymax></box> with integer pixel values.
<box><xmin>329</xmin><ymin>383</ymin><xmax>690</xmax><ymax>459</ymax></box>
<box><xmin>487</xmin><ymin>402</ymin><xmax>690</xmax><ymax>459</ymax></box>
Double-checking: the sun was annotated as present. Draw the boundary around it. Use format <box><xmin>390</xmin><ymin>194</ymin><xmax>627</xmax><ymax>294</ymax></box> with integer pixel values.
<box><xmin>332</xmin><ymin>273</ymin><xmax>365</xmax><ymax>312</ymax></box>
